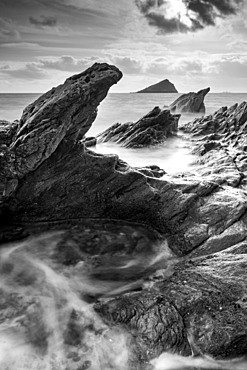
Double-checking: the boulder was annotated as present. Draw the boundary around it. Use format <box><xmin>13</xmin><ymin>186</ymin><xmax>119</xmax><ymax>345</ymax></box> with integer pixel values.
<box><xmin>97</xmin><ymin>106</ymin><xmax>180</xmax><ymax>148</ymax></box>
<box><xmin>168</xmin><ymin>87</ymin><xmax>210</xmax><ymax>113</ymax></box>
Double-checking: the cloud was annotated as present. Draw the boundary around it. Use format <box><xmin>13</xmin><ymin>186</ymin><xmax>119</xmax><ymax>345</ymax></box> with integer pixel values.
<box><xmin>227</xmin><ymin>39</ymin><xmax>247</xmax><ymax>51</ymax></box>
<box><xmin>0</xmin><ymin>63</ymin><xmax>48</xmax><ymax>80</ymax></box>
<box><xmin>38</xmin><ymin>54</ymin><xmax>143</xmax><ymax>75</ymax></box>
<box><xmin>0</xmin><ymin>17</ymin><xmax>20</xmax><ymax>40</ymax></box>
<box><xmin>104</xmin><ymin>50</ymin><xmax>247</xmax><ymax>80</ymax></box>
<box><xmin>106</xmin><ymin>54</ymin><xmax>143</xmax><ymax>74</ymax></box>
<box><xmin>1</xmin><ymin>42</ymin><xmax>42</xmax><ymax>49</ymax></box>
<box><xmin>218</xmin><ymin>54</ymin><xmax>247</xmax><ymax>77</ymax></box>
<box><xmin>135</xmin><ymin>0</ymin><xmax>244</xmax><ymax>34</ymax></box>
<box><xmin>144</xmin><ymin>12</ymin><xmax>192</xmax><ymax>33</ymax></box>
<box><xmin>29</xmin><ymin>15</ymin><xmax>57</xmax><ymax>28</ymax></box>
<box><xmin>38</xmin><ymin>55</ymin><xmax>105</xmax><ymax>72</ymax></box>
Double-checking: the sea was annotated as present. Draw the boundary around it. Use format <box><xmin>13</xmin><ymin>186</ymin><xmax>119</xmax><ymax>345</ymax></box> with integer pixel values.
<box><xmin>1</xmin><ymin>92</ymin><xmax>247</xmax><ymax>173</ymax></box>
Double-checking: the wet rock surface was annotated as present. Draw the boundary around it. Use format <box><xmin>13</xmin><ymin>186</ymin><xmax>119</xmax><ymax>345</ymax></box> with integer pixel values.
<box><xmin>1</xmin><ymin>64</ymin><xmax>247</xmax><ymax>368</ymax></box>
<box><xmin>168</xmin><ymin>87</ymin><xmax>210</xmax><ymax>113</ymax></box>
<box><xmin>1</xmin><ymin>225</ymin><xmax>247</xmax><ymax>369</ymax></box>
<box><xmin>96</xmin><ymin>106</ymin><xmax>180</xmax><ymax>148</ymax></box>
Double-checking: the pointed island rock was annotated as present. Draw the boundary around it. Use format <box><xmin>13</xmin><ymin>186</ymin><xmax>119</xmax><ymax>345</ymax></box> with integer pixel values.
<box><xmin>136</xmin><ymin>78</ymin><xmax>178</xmax><ymax>93</ymax></box>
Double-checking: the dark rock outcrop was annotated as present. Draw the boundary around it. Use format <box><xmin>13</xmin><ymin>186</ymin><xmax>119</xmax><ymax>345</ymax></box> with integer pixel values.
<box><xmin>96</xmin><ymin>106</ymin><xmax>180</xmax><ymax>148</ymax></box>
<box><xmin>0</xmin><ymin>62</ymin><xmax>122</xmax><ymax>208</ymax></box>
<box><xmin>168</xmin><ymin>87</ymin><xmax>210</xmax><ymax>113</ymax></box>
<box><xmin>136</xmin><ymin>79</ymin><xmax>178</xmax><ymax>93</ymax></box>
<box><xmin>2</xmin><ymin>64</ymin><xmax>247</xmax><ymax>368</ymax></box>
<box><xmin>96</xmin><ymin>249</ymin><xmax>247</xmax><ymax>362</ymax></box>
<box><xmin>181</xmin><ymin>102</ymin><xmax>247</xmax><ymax>141</ymax></box>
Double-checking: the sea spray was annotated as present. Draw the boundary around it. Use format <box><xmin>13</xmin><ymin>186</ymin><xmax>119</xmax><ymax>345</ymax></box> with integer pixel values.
<box><xmin>0</xmin><ymin>233</ymin><xmax>132</xmax><ymax>370</ymax></box>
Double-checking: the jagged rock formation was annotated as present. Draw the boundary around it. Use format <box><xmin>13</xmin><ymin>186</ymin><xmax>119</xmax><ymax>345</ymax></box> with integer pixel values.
<box><xmin>96</xmin><ymin>249</ymin><xmax>247</xmax><ymax>361</ymax></box>
<box><xmin>168</xmin><ymin>87</ymin><xmax>210</xmax><ymax>113</ymax></box>
<box><xmin>136</xmin><ymin>78</ymin><xmax>178</xmax><ymax>93</ymax></box>
<box><xmin>1</xmin><ymin>64</ymin><xmax>247</xmax><ymax>367</ymax></box>
<box><xmin>0</xmin><ymin>62</ymin><xmax>122</xmax><ymax>217</ymax></box>
<box><xmin>181</xmin><ymin>102</ymin><xmax>247</xmax><ymax>140</ymax></box>
<box><xmin>96</xmin><ymin>106</ymin><xmax>180</xmax><ymax>148</ymax></box>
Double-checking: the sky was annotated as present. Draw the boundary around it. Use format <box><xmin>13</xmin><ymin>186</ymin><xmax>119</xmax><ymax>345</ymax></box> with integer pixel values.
<box><xmin>1</xmin><ymin>0</ymin><xmax>247</xmax><ymax>93</ymax></box>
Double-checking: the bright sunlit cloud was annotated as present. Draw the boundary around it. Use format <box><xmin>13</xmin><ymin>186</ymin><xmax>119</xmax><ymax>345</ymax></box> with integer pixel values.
<box><xmin>161</xmin><ymin>0</ymin><xmax>192</xmax><ymax>27</ymax></box>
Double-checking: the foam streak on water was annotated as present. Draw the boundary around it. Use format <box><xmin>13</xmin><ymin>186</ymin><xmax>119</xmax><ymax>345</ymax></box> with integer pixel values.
<box><xmin>0</xmin><ymin>234</ymin><xmax>131</xmax><ymax>370</ymax></box>
<box><xmin>151</xmin><ymin>352</ymin><xmax>247</xmax><ymax>370</ymax></box>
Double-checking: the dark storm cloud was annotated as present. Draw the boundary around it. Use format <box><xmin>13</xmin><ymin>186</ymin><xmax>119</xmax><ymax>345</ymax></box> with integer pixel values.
<box><xmin>29</xmin><ymin>15</ymin><xmax>57</xmax><ymax>27</ymax></box>
<box><xmin>135</xmin><ymin>0</ymin><xmax>244</xmax><ymax>34</ymax></box>
<box><xmin>137</xmin><ymin>0</ymin><xmax>162</xmax><ymax>13</ymax></box>
<box><xmin>145</xmin><ymin>12</ymin><xmax>190</xmax><ymax>33</ymax></box>
<box><xmin>185</xmin><ymin>0</ymin><xmax>243</xmax><ymax>25</ymax></box>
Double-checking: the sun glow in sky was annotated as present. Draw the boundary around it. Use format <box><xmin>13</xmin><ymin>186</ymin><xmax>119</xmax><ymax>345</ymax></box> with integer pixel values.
<box><xmin>164</xmin><ymin>0</ymin><xmax>192</xmax><ymax>27</ymax></box>
<box><xmin>0</xmin><ymin>0</ymin><xmax>247</xmax><ymax>93</ymax></box>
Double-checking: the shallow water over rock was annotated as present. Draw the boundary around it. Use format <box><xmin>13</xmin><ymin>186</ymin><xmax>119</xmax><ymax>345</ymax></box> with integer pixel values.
<box><xmin>93</xmin><ymin>136</ymin><xmax>195</xmax><ymax>174</ymax></box>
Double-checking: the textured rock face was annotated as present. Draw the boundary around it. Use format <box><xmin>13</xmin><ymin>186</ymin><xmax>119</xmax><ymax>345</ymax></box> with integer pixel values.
<box><xmin>181</xmin><ymin>101</ymin><xmax>247</xmax><ymax>141</ymax></box>
<box><xmin>97</xmin><ymin>106</ymin><xmax>180</xmax><ymax>148</ymax></box>
<box><xmin>12</xmin><ymin>63</ymin><xmax>122</xmax><ymax>177</ymax></box>
<box><xmin>0</xmin><ymin>120</ymin><xmax>18</xmax><ymax>145</ymax></box>
<box><xmin>96</xmin><ymin>249</ymin><xmax>247</xmax><ymax>362</ymax></box>
<box><xmin>136</xmin><ymin>78</ymin><xmax>178</xmax><ymax>93</ymax></box>
<box><xmin>168</xmin><ymin>87</ymin><xmax>210</xmax><ymax>113</ymax></box>
<box><xmin>2</xmin><ymin>65</ymin><xmax>247</xmax><ymax>367</ymax></box>
<box><xmin>0</xmin><ymin>62</ymin><xmax>122</xmax><ymax>209</ymax></box>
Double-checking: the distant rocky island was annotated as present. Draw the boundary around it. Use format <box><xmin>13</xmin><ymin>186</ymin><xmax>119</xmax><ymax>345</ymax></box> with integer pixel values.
<box><xmin>136</xmin><ymin>78</ymin><xmax>178</xmax><ymax>93</ymax></box>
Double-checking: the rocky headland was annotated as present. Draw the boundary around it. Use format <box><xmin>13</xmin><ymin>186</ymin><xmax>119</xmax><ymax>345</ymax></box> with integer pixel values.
<box><xmin>136</xmin><ymin>78</ymin><xmax>178</xmax><ymax>93</ymax></box>
<box><xmin>1</xmin><ymin>63</ymin><xmax>247</xmax><ymax>370</ymax></box>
